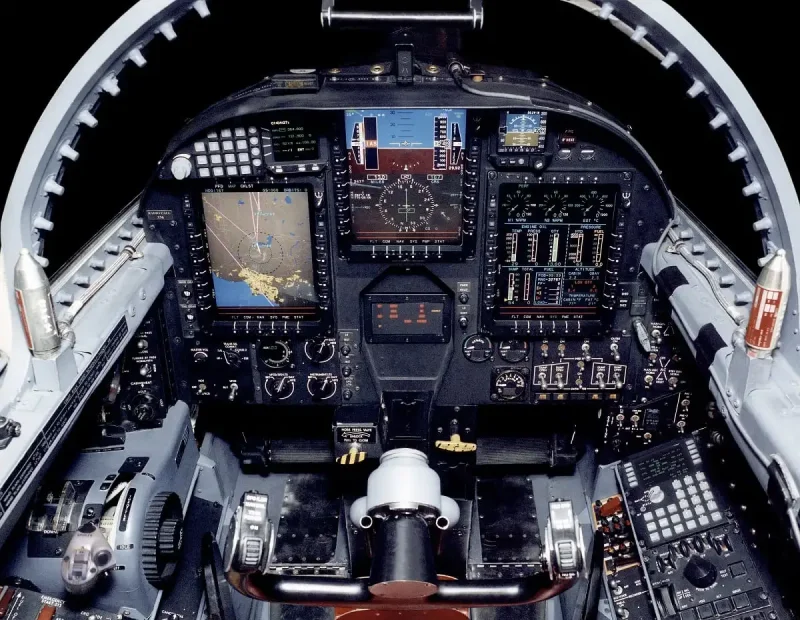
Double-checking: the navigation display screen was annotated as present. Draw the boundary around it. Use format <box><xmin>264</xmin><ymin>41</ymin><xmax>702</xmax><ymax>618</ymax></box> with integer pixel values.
<box><xmin>345</xmin><ymin>108</ymin><xmax>466</xmax><ymax>245</ymax></box>
<box><xmin>495</xmin><ymin>184</ymin><xmax>617</xmax><ymax>320</ymax></box>
<box><xmin>201</xmin><ymin>187</ymin><xmax>318</xmax><ymax>312</ymax></box>
<box><xmin>498</xmin><ymin>110</ymin><xmax>548</xmax><ymax>153</ymax></box>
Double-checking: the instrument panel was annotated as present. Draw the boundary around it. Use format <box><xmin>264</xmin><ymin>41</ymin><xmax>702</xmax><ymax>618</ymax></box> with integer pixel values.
<box><xmin>142</xmin><ymin>76</ymin><xmax>691</xmax><ymax>455</ymax></box>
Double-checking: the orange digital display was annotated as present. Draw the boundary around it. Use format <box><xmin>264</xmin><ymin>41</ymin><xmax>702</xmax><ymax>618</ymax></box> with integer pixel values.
<box><xmin>371</xmin><ymin>302</ymin><xmax>444</xmax><ymax>336</ymax></box>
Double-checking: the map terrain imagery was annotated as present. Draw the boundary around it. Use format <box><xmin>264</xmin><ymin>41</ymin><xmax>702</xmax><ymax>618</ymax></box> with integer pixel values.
<box><xmin>202</xmin><ymin>190</ymin><xmax>318</xmax><ymax>309</ymax></box>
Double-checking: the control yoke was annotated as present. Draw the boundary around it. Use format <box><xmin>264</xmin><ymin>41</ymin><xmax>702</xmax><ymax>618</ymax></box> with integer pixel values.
<box><xmin>223</xmin><ymin>449</ymin><xmax>585</xmax><ymax>608</ymax></box>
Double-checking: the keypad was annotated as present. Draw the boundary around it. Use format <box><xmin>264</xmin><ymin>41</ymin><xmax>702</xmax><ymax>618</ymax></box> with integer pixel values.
<box><xmin>193</xmin><ymin>127</ymin><xmax>261</xmax><ymax>178</ymax></box>
<box><xmin>633</xmin><ymin>469</ymin><xmax>724</xmax><ymax>546</ymax></box>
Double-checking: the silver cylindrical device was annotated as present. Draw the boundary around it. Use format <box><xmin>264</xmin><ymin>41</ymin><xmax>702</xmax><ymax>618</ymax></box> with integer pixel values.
<box><xmin>745</xmin><ymin>249</ymin><xmax>791</xmax><ymax>358</ymax></box>
<box><xmin>14</xmin><ymin>248</ymin><xmax>61</xmax><ymax>358</ymax></box>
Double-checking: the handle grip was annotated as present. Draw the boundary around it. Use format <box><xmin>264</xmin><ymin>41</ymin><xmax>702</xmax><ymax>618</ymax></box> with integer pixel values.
<box><xmin>320</xmin><ymin>0</ymin><xmax>484</xmax><ymax>28</ymax></box>
<box><xmin>227</xmin><ymin>568</ymin><xmax>575</xmax><ymax>609</ymax></box>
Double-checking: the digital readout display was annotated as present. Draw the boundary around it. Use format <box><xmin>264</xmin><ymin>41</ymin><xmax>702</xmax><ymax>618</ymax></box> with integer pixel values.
<box><xmin>269</xmin><ymin>118</ymin><xmax>319</xmax><ymax>162</ymax></box>
<box><xmin>370</xmin><ymin>301</ymin><xmax>445</xmax><ymax>336</ymax></box>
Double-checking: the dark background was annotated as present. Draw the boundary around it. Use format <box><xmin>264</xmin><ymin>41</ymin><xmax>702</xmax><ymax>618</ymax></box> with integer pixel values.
<box><xmin>0</xmin><ymin>0</ymin><xmax>794</xmax><ymax>274</ymax></box>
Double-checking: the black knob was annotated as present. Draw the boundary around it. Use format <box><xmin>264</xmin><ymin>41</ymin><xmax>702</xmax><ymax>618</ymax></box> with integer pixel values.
<box><xmin>459</xmin><ymin>293</ymin><xmax>470</xmax><ymax>304</ymax></box>
<box><xmin>158</xmin><ymin>518</ymin><xmax>183</xmax><ymax>560</ymax></box>
<box><xmin>458</xmin><ymin>316</ymin><xmax>469</xmax><ymax>330</ymax></box>
<box><xmin>341</xmin><ymin>344</ymin><xmax>352</xmax><ymax>356</ymax></box>
<box><xmin>304</xmin><ymin>336</ymin><xmax>335</xmax><ymax>364</ymax></box>
<box><xmin>683</xmin><ymin>555</ymin><xmax>718</xmax><ymax>589</ymax></box>
<box><xmin>342</xmin><ymin>366</ymin><xmax>352</xmax><ymax>377</ymax></box>
<box><xmin>343</xmin><ymin>389</ymin><xmax>353</xmax><ymax>401</ymax></box>
<box><xmin>678</xmin><ymin>539</ymin><xmax>691</xmax><ymax>557</ymax></box>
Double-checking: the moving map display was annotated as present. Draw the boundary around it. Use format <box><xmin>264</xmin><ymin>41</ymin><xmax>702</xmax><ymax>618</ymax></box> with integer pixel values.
<box><xmin>201</xmin><ymin>187</ymin><xmax>318</xmax><ymax>312</ymax></box>
<box><xmin>345</xmin><ymin>108</ymin><xmax>466</xmax><ymax>245</ymax></box>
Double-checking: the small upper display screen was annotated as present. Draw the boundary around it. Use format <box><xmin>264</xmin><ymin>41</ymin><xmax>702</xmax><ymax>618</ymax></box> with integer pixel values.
<box><xmin>498</xmin><ymin>110</ymin><xmax>548</xmax><ymax>153</ymax></box>
<box><xmin>495</xmin><ymin>184</ymin><xmax>617</xmax><ymax>321</ymax></box>
<box><xmin>370</xmin><ymin>301</ymin><xmax>445</xmax><ymax>336</ymax></box>
<box><xmin>201</xmin><ymin>187</ymin><xmax>318</xmax><ymax>313</ymax></box>
<box><xmin>345</xmin><ymin>108</ymin><xmax>466</xmax><ymax>245</ymax></box>
<box><xmin>267</xmin><ymin>117</ymin><xmax>319</xmax><ymax>162</ymax></box>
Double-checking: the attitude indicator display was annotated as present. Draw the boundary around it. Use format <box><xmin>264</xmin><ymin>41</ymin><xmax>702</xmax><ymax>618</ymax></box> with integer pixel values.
<box><xmin>345</xmin><ymin>108</ymin><xmax>466</xmax><ymax>245</ymax></box>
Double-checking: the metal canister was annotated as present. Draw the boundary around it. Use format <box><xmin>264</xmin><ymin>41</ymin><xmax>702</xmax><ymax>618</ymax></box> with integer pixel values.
<box><xmin>744</xmin><ymin>249</ymin><xmax>791</xmax><ymax>358</ymax></box>
<box><xmin>14</xmin><ymin>248</ymin><xmax>61</xmax><ymax>358</ymax></box>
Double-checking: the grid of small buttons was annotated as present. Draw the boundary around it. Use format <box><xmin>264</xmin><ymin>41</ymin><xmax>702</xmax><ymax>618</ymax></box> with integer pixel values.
<box><xmin>622</xmin><ymin>437</ymin><xmax>726</xmax><ymax>548</ymax></box>
<box><xmin>193</xmin><ymin>127</ymin><xmax>262</xmax><ymax>178</ymax></box>
<box><xmin>640</xmin><ymin>470</ymin><xmax>723</xmax><ymax>545</ymax></box>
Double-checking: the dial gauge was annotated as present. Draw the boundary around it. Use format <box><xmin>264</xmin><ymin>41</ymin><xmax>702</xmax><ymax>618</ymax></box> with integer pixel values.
<box><xmin>498</xmin><ymin>340</ymin><xmax>530</xmax><ymax>363</ymax></box>
<box><xmin>501</xmin><ymin>188</ymin><xmax>534</xmax><ymax>218</ymax></box>
<box><xmin>377</xmin><ymin>178</ymin><xmax>437</xmax><ymax>232</ymax></box>
<box><xmin>494</xmin><ymin>370</ymin><xmax>527</xmax><ymax>401</ymax></box>
<box><xmin>579</xmin><ymin>190</ymin><xmax>611</xmax><ymax>221</ymax></box>
<box><xmin>258</xmin><ymin>340</ymin><xmax>292</xmax><ymax>369</ymax></box>
<box><xmin>543</xmin><ymin>191</ymin><xmax>569</xmax><ymax>218</ymax></box>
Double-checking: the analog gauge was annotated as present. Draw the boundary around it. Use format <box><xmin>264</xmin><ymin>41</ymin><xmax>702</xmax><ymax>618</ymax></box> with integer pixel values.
<box><xmin>377</xmin><ymin>178</ymin><xmax>437</xmax><ymax>233</ymax></box>
<box><xmin>258</xmin><ymin>340</ymin><xmax>292</xmax><ymax>369</ymax></box>
<box><xmin>501</xmin><ymin>188</ymin><xmax>534</xmax><ymax>218</ymax></box>
<box><xmin>579</xmin><ymin>190</ymin><xmax>611</xmax><ymax>221</ymax></box>
<box><xmin>542</xmin><ymin>190</ymin><xmax>569</xmax><ymax>219</ymax></box>
<box><xmin>494</xmin><ymin>370</ymin><xmax>527</xmax><ymax>401</ymax></box>
<box><xmin>463</xmin><ymin>334</ymin><xmax>493</xmax><ymax>363</ymax></box>
<box><xmin>498</xmin><ymin>340</ymin><xmax>529</xmax><ymax>363</ymax></box>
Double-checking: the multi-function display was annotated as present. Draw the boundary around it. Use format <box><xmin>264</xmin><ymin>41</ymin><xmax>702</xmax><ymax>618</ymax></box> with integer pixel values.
<box><xmin>495</xmin><ymin>183</ymin><xmax>617</xmax><ymax>320</ymax></box>
<box><xmin>345</xmin><ymin>108</ymin><xmax>466</xmax><ymax>245</ymax></box>
<box><xmin>498</xmin><ymin>110</ymin><xmax>548</xmax><ymax>153</ymax></box>
<box><xmin>201</xmin><ymin>187</ymin><xmax>318</xmax><ymax>313</ymax></box>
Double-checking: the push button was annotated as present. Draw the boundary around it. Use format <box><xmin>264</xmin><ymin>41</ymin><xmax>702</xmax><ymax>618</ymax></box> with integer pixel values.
<box><xmin>696</xmin><ymin>604</ymin><xmax>714</xmax><ymax>619</ymax></box>
<box><xmin>732</xmin><ymin>593</ymin><xmax>751</xmax><ymax>610</ymax></box>
<box><xmin>713</xmin><ymin>598</ymin><xmax>732</xmax><ymax>615</ymax></box>
<box><xmin>729</xmin><ymin>561</ymin><xmax>747</xmax><ymax>577</ymax></box>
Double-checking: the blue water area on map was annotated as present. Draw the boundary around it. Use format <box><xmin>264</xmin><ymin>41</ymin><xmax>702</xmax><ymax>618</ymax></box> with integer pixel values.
<box><xmin>212</xmin><ymin>274</ymin><xmax>277</xmax><ymax>308</ymax></box>
<box><xmin>344</xmin><ymin>108</ymin><xmax>466</xmax><ymax>149</ymax></box>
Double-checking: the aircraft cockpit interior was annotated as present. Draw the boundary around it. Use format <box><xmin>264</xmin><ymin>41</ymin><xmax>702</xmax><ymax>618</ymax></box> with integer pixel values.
<box><xmin>1</xmin><ymin>3</ymin><xmax>799</xmax><ymax>620</ymax></box>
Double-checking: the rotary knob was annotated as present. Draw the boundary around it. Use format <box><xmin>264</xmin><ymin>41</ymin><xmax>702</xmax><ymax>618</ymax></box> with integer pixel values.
<box><xmin>158</xmin><ymin>518</ymin><xmax>183</xmax><ymax>559</ymax></box>
<box><xmin>304</xmin><ymin>336</ymin><xmax>336</xmax><ymax>364</ymax></box>
<box><xmin>221</xmin><ymin>350</ymin><xmax>241</xmax><ymax>369</ymax></box>
<box><xmin>265</xmin><ymin>376</ymin><xmax>295</xmax><ymax>401</ymax></box>
<box><xmin>683</xmin><ymin>555</ymin><xmax>718</xmax><ymax>589</ymax></box>
<box><xmin>307</xmin><ymin>375</ymin><xmax>338</xmax><ymax>400</ymax></box>
<box><xmin>170</xmin><ymin>155</ymin><xmax>193</xmax><ymax>180</ymax></box>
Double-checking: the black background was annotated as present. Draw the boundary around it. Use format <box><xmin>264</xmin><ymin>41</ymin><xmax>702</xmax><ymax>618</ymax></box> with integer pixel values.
<box><xmin>0</xmin><ymin>0</ymin><xmax>794</xmax><ymax>274</ymax></box>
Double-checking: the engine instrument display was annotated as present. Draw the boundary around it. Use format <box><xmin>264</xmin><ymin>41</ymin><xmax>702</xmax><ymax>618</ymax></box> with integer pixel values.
<box><xmin>201</xmin><ymin>186</ymin><xmax>319</xmax><ymax>315</ymax></box>
<box><xmin>495</xmin><ymin>184</ymin><xmax>617</xmax><ymax>320</ymax></box>
<box><xmin>498</xmin><ymin>110</ymin><xmax>548</xmax><ymax>153</ymax></box>
<box><xmin>345</xmin><ymin>108</ymin><xmax>466</xmax><ymax>245</ymax></box>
